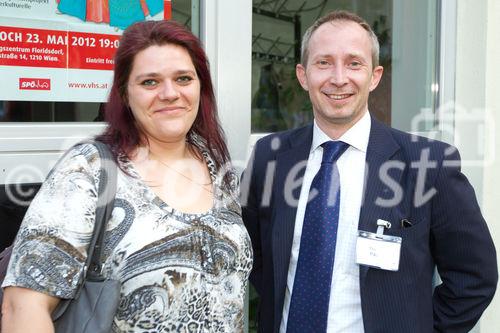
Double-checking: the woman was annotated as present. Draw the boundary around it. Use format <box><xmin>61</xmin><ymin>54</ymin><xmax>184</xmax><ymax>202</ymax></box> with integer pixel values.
<box><xmin>2</xmin><ymin>20</ymin><xmax>252</xmax><ymax>332</ymax></box>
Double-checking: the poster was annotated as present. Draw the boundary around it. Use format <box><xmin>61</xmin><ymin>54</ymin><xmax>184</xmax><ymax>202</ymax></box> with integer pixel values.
<box><xmin>0</xmin><ymin>0</ymin><xmax>171</xmax><ymax>102</ymax></box>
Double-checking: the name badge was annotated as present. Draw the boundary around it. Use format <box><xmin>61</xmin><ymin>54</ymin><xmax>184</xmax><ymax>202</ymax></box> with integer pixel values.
<box><xmin>356</xmin><ymin>219</ymin><xmax>402</xmax><ymax>271</ymax></box>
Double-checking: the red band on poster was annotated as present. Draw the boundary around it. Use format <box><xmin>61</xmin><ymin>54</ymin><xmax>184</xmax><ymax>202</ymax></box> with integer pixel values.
<box><xmin>0</xmin><ymin>26</ymin><xmax>67</xmax><ymax>69</ymax></box>
<box><xmin>164</xmin><ymin>1</ymin><xmax>172</xmax><ymax>20</ymax></box>
<box><xmin>0</xmin><ymin>26</ymin><xmax>119</xmax><ymax>70</ymax></box>
<box><xmin>67</xmin><ymin>31</ymin><xmax>120</xmax><ymax>70</ymax></box>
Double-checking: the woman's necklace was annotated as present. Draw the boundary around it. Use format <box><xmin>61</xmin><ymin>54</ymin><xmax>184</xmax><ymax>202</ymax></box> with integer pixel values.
<box><xmin>149</xmin><ymin>153</ymin><xmax>213</xmax><ymax>193</ymax></box>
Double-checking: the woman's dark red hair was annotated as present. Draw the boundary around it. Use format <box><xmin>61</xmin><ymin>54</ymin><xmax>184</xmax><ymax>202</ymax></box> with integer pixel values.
<box><xmin>97</xmin><ymin>20</ymin><xmax>230</xmax><ymax>171</ymax></box>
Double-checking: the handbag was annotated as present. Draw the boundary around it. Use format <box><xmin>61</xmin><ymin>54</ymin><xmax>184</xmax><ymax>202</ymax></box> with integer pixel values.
<box><xmin>0</xmin><ymin>141</ymin><xmax>120</xmax><ymax>333</ymax></box>
<box><xmin>52</xmin><ymin>141</ymin><xmax>120</xmax><ymax>333</ymax></box>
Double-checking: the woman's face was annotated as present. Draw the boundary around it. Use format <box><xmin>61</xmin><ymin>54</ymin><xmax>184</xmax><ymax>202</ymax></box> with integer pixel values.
<box><xmin>127</xmin><ymin>44</ymin><xmax>200</xmax><ymax>144</ymax></box>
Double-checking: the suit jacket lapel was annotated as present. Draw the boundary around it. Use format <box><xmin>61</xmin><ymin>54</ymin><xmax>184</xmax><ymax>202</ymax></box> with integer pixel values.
<box><xmin>271</xmin><ymin>125</ymin><xmax>313</xmax><ymax>325</ymax></box>
<box><xmin>358</xmin><ymin>117</ymin><xmax>401</xmax><ymax>282</ymax></box>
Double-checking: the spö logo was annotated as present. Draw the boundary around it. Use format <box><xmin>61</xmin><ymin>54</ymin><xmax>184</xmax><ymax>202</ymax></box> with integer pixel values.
<box><xmin>19</xmin><ymin>78</ymin><xmax>51</xmax><ymax>90</ymax></box>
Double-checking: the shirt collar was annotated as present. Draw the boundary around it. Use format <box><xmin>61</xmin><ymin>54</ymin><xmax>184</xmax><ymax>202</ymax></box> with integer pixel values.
<box><xmin>311</xmin><ymin>111</ymin><xmax>371</xmax><ymax>153</ymax></box>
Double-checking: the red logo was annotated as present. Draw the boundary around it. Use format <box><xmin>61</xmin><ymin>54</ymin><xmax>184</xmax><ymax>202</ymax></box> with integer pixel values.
<box><xmin>19</xmin><ymin>78</ymin><xmax>51</xmax><ymax>90</ymax></box>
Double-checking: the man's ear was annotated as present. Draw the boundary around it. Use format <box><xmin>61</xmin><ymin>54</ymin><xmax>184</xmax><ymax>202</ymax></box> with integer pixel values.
<box><xmin>369</xmin><ymin>65</ymin><xmax>384</xmax><ymax>92</ymax></box>
<box><xmin>296</xmin><ymin>63</ymin><xmax>309</xmax><ymax>91</ymax></box>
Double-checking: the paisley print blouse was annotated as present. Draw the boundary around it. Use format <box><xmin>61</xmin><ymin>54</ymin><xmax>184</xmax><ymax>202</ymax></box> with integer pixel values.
<box><xmin>3</xmin><ymin>142</ymin><xmax>253</xmax><ymax>332</ymax></box>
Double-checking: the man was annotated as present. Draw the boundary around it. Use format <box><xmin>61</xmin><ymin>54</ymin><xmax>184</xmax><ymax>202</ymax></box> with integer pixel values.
<box><xmin>242</xmin><ymin>10</ymin><xmax>497</xmax><ymax>333</ymax></box>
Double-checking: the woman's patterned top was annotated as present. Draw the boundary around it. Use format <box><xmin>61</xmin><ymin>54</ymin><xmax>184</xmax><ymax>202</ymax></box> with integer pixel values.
<box><xmin>3</xmin><ymin>142</ymin><xmax>253</xmax><ymax>332</ymax></box>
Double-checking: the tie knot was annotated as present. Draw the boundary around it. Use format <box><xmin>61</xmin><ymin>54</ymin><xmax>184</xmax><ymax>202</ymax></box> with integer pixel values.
<box><xmin>321</xmin><ymin>141</ymin><xmax>349</xmax><ymax>164</ymax></box>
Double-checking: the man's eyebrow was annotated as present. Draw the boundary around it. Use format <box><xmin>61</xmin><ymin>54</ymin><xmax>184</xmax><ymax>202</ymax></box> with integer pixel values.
<box><xmin>311</xmin><ymin>53</ymin><xmax>367</xmax><ymax>59</ymax></box>
<box><xmin>347</xmin><ymin>52</ymin><xmax>368</xmax><ymax>60</ymax></box>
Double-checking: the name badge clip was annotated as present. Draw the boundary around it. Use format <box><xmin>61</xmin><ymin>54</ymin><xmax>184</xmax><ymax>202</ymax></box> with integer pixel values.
<box><xmin>376</xmin><ymin>219</ymin><xmax>391</xmax><ymax>235</ymax></box>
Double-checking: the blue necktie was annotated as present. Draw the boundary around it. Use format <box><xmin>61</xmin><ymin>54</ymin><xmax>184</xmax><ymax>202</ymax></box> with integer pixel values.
<box><xmin>286</xmin><ymin>141</ymin><xmax>349</xmax><ymax>333</ymax></box>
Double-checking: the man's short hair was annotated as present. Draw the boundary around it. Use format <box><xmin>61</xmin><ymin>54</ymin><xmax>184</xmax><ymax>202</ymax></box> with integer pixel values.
<box><xmin>300</xmin><ymin>10</ymin><xmax>380</xmax><ymax>68</ymax></box>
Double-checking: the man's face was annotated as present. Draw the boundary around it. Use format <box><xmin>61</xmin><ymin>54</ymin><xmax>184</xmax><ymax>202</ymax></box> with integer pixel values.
<box><xmin>296</xmin><ymin>20</ymin><xmax>383</xmax><ymax>137</ymax></box>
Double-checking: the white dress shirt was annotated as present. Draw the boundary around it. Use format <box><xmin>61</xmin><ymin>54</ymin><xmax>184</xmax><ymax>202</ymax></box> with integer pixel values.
<box><xmin>280</xmin><ymin>111</ymin><xmax>371</xmax><ymax>333</ymax></box>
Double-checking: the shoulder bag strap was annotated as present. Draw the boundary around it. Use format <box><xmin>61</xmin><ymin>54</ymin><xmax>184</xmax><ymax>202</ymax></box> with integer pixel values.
<box><xmin>51</xmin><ymin>140</ymin><xmax>117</xmax><ymax>320</ymax></box>
<box><xmin>85</xmin><ymin>140</ymin><xmax>117</xmax><ymax>280</ymax></box>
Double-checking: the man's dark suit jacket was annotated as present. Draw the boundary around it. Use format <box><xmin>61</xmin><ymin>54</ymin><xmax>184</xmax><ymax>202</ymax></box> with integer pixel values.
<box><xmin>241</xmin><ymin>116</ymin><xmax>498</xmax><ymax>333</ymax></box>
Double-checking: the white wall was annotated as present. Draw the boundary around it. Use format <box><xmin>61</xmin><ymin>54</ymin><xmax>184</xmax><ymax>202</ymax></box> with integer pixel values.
<box><xmin>479</xmin><ymin>0</ymin><xmax>500</xmax><ymax>330</ymax></box>
<box><xmin>200</xmin><ymin>0</ymin><xmax>252</xmax><ymax>169</ymax></box>
<box><xmin>0</xmin><ymin>124</ymin><xmax>105</xmax><ymax>184</ymax></box>
<box><xmin>455</xmin><ymin>0</ymin><xmax>487</xmax><ymax>202</ymax></box>
<box><xmin>455</xmin><ymin>0</ymin><xmax>499</xmax><ymax>331</ymax></box>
